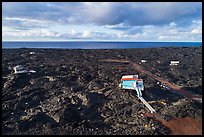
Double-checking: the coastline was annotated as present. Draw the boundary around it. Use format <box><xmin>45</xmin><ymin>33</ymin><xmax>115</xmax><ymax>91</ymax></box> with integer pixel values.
<box><xmin>2</xmin><ymin>41</ymin><xmax>202</xmax><ymax>49</ymax></box>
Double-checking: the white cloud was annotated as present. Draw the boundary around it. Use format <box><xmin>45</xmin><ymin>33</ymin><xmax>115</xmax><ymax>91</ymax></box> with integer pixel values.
<box><xmin>190</xmin><ymin>20</ymin><xmax>202</xmax><ymax>35</ymax></box>
<box><xmin>3</xmin><ymin>28</ymin><xmax>58</xmax><ymax>38</ymax></box>
<box><xmin>3</xmin><ymin>17</ymin><xmax>55</xmax><ymax>29</ymax></box>
<box><xmin>3</xmin><ymin>21</ymin><xmax>202</xmax><ymax>41</ymax></box>
<box><xmin>4</xmin><ymin>17</ymin><xmax>51</xmax><ymax>25</ymax></box>
<box><xmin>3</xmin><ymin>2</ymin><xmax>201</xmax><ymax>26</ymax></box>
<box><xmin>81</xmin><ymin>31</ymin><xmax>91</xmax><ymax>38</ymax></box>
<box><xmin>191</xmin><ymin>28</ymin><xmax>202</xmax><ymax>35</ymax></box>
<box><xmin>70</xmin><ymin>30</ymin><xmax>77</xmax><ymax>35</ymax></box>
<box><xmin>158</xmin><ymin>35</ymin><xmax>183</xmax><ymax>41</ymax></box>
<box><xmin>119</xmin><ymin>20</ymin><xmax>202</xmax><ymax>41</ymax></box>
<box><xmin>2</xmin><ymin>2</ymin><xmax>202</xmax><ymax>41</ymax></box>
<box><xmin>169</xmin><ymin>22</ymin><xmax>177</xmax><ymax>27</ymax></box>
<box><xmin>2</xmin><ymin>6</ymin><xmax>202</xmax><ymax>42</ymax></box>
<box><xmin>192</xmin><ymin>20</ymin><xmax>202</xmax><ymax>24</ymax></box>
<box><xmin>2</xmin><ymin>26</ymin><xmax>17</xmax><ymax>32</ymax></box>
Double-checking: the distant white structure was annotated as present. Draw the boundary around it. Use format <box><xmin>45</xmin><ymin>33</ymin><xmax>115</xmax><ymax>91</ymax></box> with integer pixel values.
<box><xmin>14</xmin><ymin>65</ymin><xmax>26</xmax><ymax>74</ymax></box>
<box><xmin>13</xmin><ymin>65</ymin><xmax>36</xmax><ymax>74</ymax></box>
<box><xmin>141</xmin><ymin>60</ymin><xmax>147</xmax><ymax>63</ymax></box>
<box><xmin>121</xmin><ymin>75</ymin><xmax>138</xmax><ymax>79</ymax></box>
<box><xmin>30</xmin><ymin>52</ymin><xmax>35</xmax><ymax>55</ymax></box>
<box><xmin>170</xmin><ymin>61</ymin><xmax>179</xmax><ymax>66</ymax></box>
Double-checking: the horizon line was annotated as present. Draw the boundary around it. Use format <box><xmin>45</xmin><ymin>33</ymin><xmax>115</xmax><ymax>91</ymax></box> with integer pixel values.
<box><xmin>2</xmin><ymin>40</ymin><xmax>202</xmax><ymax>42</ymax></box>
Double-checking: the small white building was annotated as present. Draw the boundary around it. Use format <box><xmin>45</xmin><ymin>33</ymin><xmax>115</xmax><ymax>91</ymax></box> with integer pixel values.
<box><xmin>30</xmin><ymin>52</ymin><xmax>35</xmax><ymax>55</ymax></box>
<box><xmin>141</xmin><ymin>60</ymin><xmax>147</xmax><ymax>63</ymax></box>
<box><xmin>170</xmin><ymin>61</ymin><xmax>179</xmax><ymax>66</ymax></box>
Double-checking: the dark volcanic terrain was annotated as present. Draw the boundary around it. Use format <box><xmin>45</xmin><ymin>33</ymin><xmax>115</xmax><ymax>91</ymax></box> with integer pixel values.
<box><xmin>2</xmin><ymin>47</ymin><xmax>202</xmax><ymax>135</ymax></box>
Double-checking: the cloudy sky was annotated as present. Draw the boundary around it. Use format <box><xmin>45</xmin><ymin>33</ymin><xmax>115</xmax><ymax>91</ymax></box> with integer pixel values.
<box><xmin>2</xmin><ymin>2</ymin><xmax>202</xmax><ymax>41</ymax></box>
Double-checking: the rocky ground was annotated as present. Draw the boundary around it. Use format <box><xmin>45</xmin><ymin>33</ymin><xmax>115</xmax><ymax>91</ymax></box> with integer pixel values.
<box><xmin>2</xmin><ymin>47</ymin><xmax>202</xmax><ymax>135</ymax></box>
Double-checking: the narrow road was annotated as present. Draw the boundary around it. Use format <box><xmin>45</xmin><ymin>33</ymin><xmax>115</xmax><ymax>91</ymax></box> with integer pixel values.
<box><xmin>130</xmin><ymin>62</ymin><xmax>201</xmax><ymax>102</ymax></box>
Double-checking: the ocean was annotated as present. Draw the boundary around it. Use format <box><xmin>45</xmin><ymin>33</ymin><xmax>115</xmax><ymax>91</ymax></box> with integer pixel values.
<box><xmin>2</xmin><ymin>41</ymin><xmax>202</xmax><ymax>49</ymax></box>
